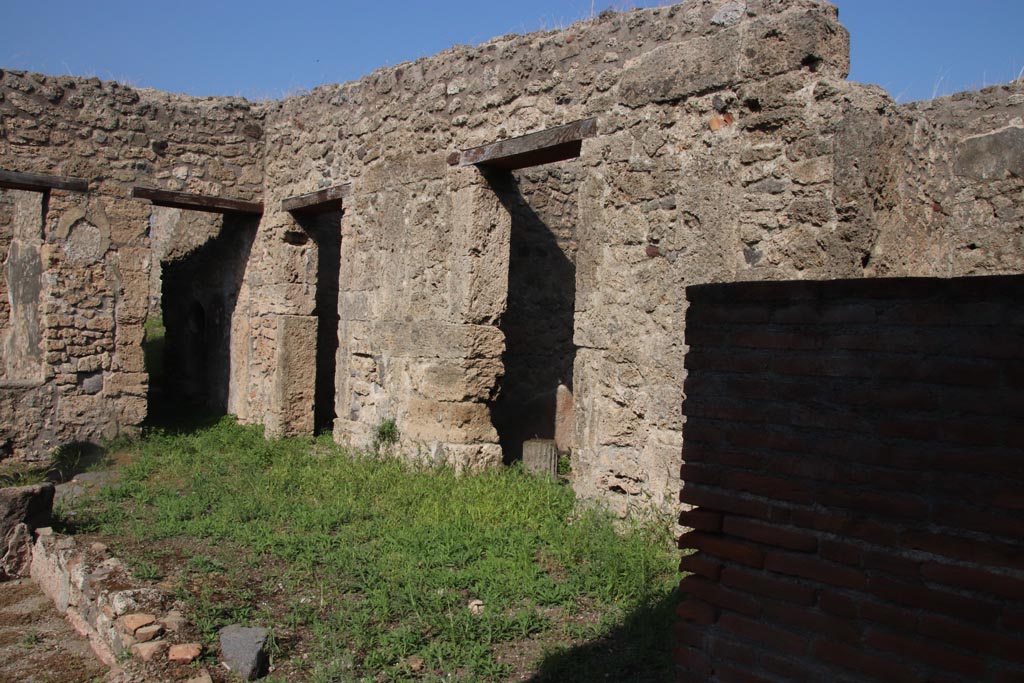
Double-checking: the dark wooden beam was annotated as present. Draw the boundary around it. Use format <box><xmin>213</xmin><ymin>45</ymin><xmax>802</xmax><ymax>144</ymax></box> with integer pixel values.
<box><xmin>131</xmin><ymin>187</ymin><xmax>263</xmax><ymax>215</ymax></box>
<box><xmin>0</xmin><ymin>169</ymin><xmax>89</xmax><ymax>193</ymax></box>
<box><xmin>281</xmin><ymin>183</ymin><xmax>352</xmax><ymax>214</ymax></box>
<box><xmin>450</xmin><ymin>117</ymin><xmax>598</xmax><ymax>170</ymax></box>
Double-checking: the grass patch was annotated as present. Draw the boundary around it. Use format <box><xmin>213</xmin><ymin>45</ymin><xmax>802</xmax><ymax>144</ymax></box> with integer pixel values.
<box><xmin>142</xmin><ymin>314</ymin><xmax>166</xmax><ymax>386</ymax></box>
<box><xmin>74</xmin><ymin>418</ymin><xmax>678</xmax><ymax>681</ymax></box>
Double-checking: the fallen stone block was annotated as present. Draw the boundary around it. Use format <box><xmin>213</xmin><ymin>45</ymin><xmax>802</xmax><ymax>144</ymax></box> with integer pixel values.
<box><xmin>221</xmin><ymin>624</ymin><xmax>270</xmax><ymax>680</ymax></box>
<box><xmin>0</xmin><ymin>482</ymin><xmax>54</xmax><ymax>580</ymax></box>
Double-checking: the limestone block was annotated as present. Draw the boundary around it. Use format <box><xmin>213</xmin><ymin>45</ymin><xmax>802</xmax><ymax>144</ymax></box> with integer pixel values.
<box><xmin>955</xmin><ymin>127</ymin><xmax>1024</xmax><ymax>181</ymax></box>
<box><xmin>449</xmin><ymin>182</ymin><xmax>511</xmax><ymax>324</ymax></box>
<box><xmin>410</xmin><ymin>356</ymin><xmax>503</xmax><ymax>403</ymax></box>
<box><xmin>791</xmin><ymin>156</ymin><xmax>833</xmax><ymax>185</ymax></box>
<box><xmin>266</xmin><ymin>315</ymin><xmax>317</xmax><ymax>438</ymax></box>
<box><xmin>619</xmin><ymin>31</ymin><xmax>740</xmax><ymax>107</ymax></box>
<box><xmin>523</xmin><ymin>439</ymin><xmax>558</xmax><ymax>477</ymax></box>
<box><xmin>104</xmin><ymin>371</ymin><xmax>147</xmax><ymax>397</ymax></box>
<box><xmin>375</xmin><ymin>321</ymin><xmax>504</xmax><ymax>361</ymax></box>
<box><xmin>118</xmin><ymin>395</ymin><xmax>148</xmax><ymax>428</ymax></box>
<box><xmin>738</xmin><ymin>10</ymin><xmax>850</xmax><ymax>81</ymax></box>
<box><xmin>436</xmin><ymin>443</ymin><xmax>503</xmax><ymax>473</ymax></box>
<box><xmin>403</xmin><ymin>398</ymin><xmax>498</xmax><ymax>445</ymax></box>
<box><xmin>554</xmin><ymin>383</ymin><xmax>575</xmax><ymax>453</ymax></box>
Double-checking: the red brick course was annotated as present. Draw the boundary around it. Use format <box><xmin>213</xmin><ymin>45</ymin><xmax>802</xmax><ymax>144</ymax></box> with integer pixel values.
<box><xmin>676</xmin><ymin>275</ymin><xmax>1024</xmax><ymax>682</ymax></box>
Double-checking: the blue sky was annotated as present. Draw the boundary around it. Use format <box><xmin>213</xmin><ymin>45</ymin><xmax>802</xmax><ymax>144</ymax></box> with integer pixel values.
<box><xmin>1</xmin><ymin>1</ymin><xmax>1021</xmax><ymax>103</ymax></box>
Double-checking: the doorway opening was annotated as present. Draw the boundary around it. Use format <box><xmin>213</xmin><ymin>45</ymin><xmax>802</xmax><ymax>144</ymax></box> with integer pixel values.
<box><xmin>486</xmin><ymin>166</ymin><xmax>580</xmax><ymax>464</ymax></box>
<box><xmin>293</xmin><ymin>210</ymin><xmax>342</xmax><ymax>435</ymax></box>
<box><xmin>152</xmin><ymin>214</ymin><xmax>256</xmax><ymax>425</ymax></box>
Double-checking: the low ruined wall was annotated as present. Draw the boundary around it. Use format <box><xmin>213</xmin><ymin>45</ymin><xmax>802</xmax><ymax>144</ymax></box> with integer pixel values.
<box><xmin>676</xmin><ymin>275</ymin><xmax>1024</xmax><ymax>682</ymax></box>
<box><xmin>0</xmin><ymin>70</ymin><xmax>264</xmax><ymax>460</ymax></box>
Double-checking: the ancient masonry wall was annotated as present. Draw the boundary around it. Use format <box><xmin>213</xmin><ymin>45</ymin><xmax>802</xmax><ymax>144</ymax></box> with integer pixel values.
<box><xmin>675</xmin><ymin>275</ymin><xmax>1024</xmax><ymax>682</ymax></box>
<box><xmin>1</xmin><ymin>0</ymin><xmax>1023</xmax><ymax>517</ymax></box>
<box><xmin>256</xmin><ymin>0</ymin><xmax>1024</xmax><ymax>510</ymax></box>
<box><xmin>0</xmin><ymin>72</ymin><xmax>264</xmax><ymax>459</ymax></box>
<box><xmin>256</xmin><ymin>0</ymin><xmax>858</xmax><ymax>484</ymax></box>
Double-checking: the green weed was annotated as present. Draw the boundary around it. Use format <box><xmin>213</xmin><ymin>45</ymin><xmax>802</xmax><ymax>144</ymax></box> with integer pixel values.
<box><xmin>75</xmin><ymin>417</ymin><xmax>678</xmax><ymax>681</ymax></box>
<box><xmin>20</xmin><ymin>631</ymin><xmax>41</xmax><ymax>648</ymax></box>
<box><xmin>132</xmin><ymin>560</ymin><xmax>163</xmax><ymax>582</ymax></box>
<box><xmin>371</xmin><ymin>417</ymin><xmax>399</xmax><ymax>454</ymax></box>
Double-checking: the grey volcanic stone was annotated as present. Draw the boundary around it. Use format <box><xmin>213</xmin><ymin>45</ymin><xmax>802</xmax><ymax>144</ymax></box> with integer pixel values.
<box><xmin>0</xmin><ymin>483</ymin><xmax>53</xmax><ymax>580</ymax></box>
<box><xmin>0</xmin><ymin>483</ymin><xmax>54</xmax><ymax>538</ymax></box>
<box><xmin>955</xmin><ymin>127</ymin><xmax>1024</xmax><ymax>181</ymax></box>
<box><xmin>220</xmin><ymin>624</ymin><xmax>270</xmax><ymax>681</ymax></box>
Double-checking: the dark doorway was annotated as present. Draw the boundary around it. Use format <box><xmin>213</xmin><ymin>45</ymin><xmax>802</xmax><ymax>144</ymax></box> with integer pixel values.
<box><xmin>294</xmin><ymin>210</ymin><xmax>342</xmax><ymax>435</ymax></box>
<box><xmin>485</xmin><ymin>167</ymin><xmax>579</xmax><ymax>464</ymax></box>
<box><xmin>156</xmin><ymin>214</ymin><xmax>256</xmax><ymax>421</ymax></box>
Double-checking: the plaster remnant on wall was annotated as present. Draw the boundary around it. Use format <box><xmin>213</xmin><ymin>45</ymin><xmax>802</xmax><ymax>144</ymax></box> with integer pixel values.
<box><xmin>1</xmin><ymin>191</ymin><xmax>44</xmax><ymax>385</ymax></box>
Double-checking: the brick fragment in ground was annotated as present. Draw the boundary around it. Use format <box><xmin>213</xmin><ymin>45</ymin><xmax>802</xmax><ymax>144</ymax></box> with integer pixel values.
<box><xmin>134</xmin><ymin>622</ymin><xmax>164</xmax><ymax>642</ymax></box>
<box><xmin>220</xmin><ymin>625</ymin><xmax>270</xmax><ymax>680</ymax></box>
<box><xmin>168</xmin><ymin>642</ymin><xmax>202</xmax><ymax>663</ymax></box>
<box><xmin>118</xmin><ymin>612</ymin><xmax>156</xmax><ymax>634</ymax></box>
<box><xmin>132</xmin><ymin>640</ymin><xmax>167</xmax><ymax>661</ymax></box>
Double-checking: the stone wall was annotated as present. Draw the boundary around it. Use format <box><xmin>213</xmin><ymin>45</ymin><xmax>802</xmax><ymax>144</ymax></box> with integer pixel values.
<box><xmin>0</xmin><ymin>70</ymin><xmax>264</xmax><ymax>460</ymax></box>
<box><xmin>1</xmin><ymin>1</ymin><xmax>1023</xmax><ymax>516</ymax></box>
<box><xmin>251</xmin><ymin>0</ymin><xmax>857</xmax><ymax>485</ymax></box>
<box><xmin>676</xmin><ymin>275</ymin><xmax>1024</xmax><ymax>682</ymax></box>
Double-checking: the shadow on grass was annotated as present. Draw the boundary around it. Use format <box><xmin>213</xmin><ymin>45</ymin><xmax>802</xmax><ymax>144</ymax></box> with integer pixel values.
<box><xmin>144</xmin><ymin>391</ymin><xmax>226</xmax><ymax>435</ymax></box>
<box><xmin>529</xmin><ymin>585</ymin><xmax>681</xmax><ymax>683</ymax></box>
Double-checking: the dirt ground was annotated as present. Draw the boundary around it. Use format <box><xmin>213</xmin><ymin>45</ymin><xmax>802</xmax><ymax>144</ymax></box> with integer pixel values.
<box><xmin>0</xmin><ymin>578</ymin><xmax>108</xmax><ymax>683</ymax></box>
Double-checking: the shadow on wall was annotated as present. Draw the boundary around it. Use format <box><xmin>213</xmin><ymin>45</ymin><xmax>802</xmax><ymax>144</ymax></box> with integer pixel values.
<box><xmin>483</xmin><ymin>169</ymin><xmax>577</xmax><ymax>465</ymax></box>
<box><xmin>528</xmin><ymin>586</ymin><xmax>681</xmax><ymax>682</ymax></box>
<box><xmin>156</xmin><ymin>214</ymin><xmax>257</xmax><ymax>423</ymax></box>
<box><xmin>292</xmin><ymin>209</ymin><xmax>343</xmax><ymax>436</ymax></box>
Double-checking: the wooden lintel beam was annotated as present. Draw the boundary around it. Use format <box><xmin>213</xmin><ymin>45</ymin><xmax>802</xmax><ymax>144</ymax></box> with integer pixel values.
<box><xmin>450</xmin><ymin>117</ymin><xmax>598</xmax><ymax>170</ymax></box>
<box><xmin>131</xmin><ymin>187</ymin><xmax>263</xmax><ymax>215</ymax></box>
<box><xmin>0</xmin><ymin>169</ymin><xmax>89</xmax><ymax>193</ymax></box>
<box><xmin>281</xmin><ymin>184</ymin><xmax>352</xmax><ymax>214</ymax></box>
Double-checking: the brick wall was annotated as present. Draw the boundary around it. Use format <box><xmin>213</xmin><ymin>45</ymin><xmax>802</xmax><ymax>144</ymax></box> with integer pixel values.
<box><xmin>676</xmin><ymin>275</ymin><xmax>1024</xmax><ymax>683</ymax></box>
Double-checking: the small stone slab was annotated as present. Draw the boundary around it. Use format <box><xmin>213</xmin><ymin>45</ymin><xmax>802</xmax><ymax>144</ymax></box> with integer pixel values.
<box><xmin>119</xmin><ymin>613</ymin><xmax>156</xmax><ymax>635</ymax></box>
<box><xmin>132</xmin><ymin>640</ymin><xmax>167</xmax><ymax>662</ymax></box>
<box><xmin>220</xmin><ymin>624</ymin><xmax>270</xmax><ymax>681</ymax></box>
<box><xmin>522</xmin><ymin>439</ymin><xmax>558</xmax><ymax>477</ymax></box>
<box><xmin>134</xmin><ymin>623</ymin><xmax>164</xmax><ymax>643</ymax></box>
<box><xmin>168</xmin><ymin>642</ymin><xmax>203</xmax><ymax>663</ymax></box>
<box><xmin>186</xmin><ymin>671</ymin><xmax>214</xmax><ymax>683</ymax></box>
<box><xmin>160</xmin><ymin>610</ymin><xmax>187</xmax><ymax>632</ymax></box>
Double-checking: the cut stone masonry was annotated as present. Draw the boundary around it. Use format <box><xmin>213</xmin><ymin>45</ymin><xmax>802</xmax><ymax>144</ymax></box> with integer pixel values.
<box><xmin>1</xmin><ymin>0</ymin><xmax>1023</xmax><ymax>515</ymax></box>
